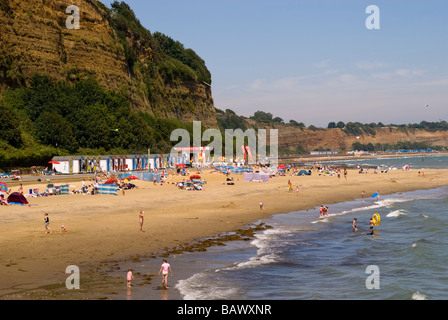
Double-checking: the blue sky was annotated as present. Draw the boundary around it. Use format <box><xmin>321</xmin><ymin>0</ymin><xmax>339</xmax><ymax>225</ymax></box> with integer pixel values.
<box><xmin>101</xmin><ymin>0</ymin><xmax>448</xmax><ymax>127</ymax></box>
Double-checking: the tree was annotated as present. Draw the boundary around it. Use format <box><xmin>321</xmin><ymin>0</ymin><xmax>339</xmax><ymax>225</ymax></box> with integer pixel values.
<box><xmin>0</xmin><ymin>102</ymin><xmax>23</xmax><ymax>147</ymax></box>
<box><xmin>289</xmin><ymin>120</ymin><xmax>305</xmax><ymax>128</ymax></box>
<box><xmin>328</xmin><ymin>122</ymin><xmax>336</xmax><ymax>129</ymax></box>
<box><xmin>336</xmin><ymin>121</ymin><xmax>345</xmax><ymax>129</ymax></box>
<box><xmin>272</xmin><ymin>117</ymin><xmax>284</xmax><ymax>124</ymax></box>
<box><xmin>251</xmin><ymin>110</ymin><xmax>273</xmax><ymax>122</ymax></box>
<box><xmin>34</xmin><ymin>111</ymin><xmax>78</xmax><ymax>152</ymax></box>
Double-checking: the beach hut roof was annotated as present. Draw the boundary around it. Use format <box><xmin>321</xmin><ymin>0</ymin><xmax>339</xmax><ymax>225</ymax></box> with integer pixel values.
<box><xmin>51</xmin><ymin>156</ymin><xmax>74</xmax><ymax>161</ymax></box>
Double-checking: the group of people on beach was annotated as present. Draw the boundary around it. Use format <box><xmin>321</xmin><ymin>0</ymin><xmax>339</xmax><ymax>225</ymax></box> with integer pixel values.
<box><xmin>352</xmin><ymin>216</ymin><xmax>377</xmax><ymax>235</ymax></box>
<box><xmin>127</xmin><ymin>259</ymin><xmax>173</xmax><ymax>289</ymax></box>
<box><xmin>41</xmin><ymin>207</ymin><xmax>173</xmax><ymax>290</ymax></box>
<box><xmin>288</xmin><ymin>180</ymin><xmax>300</xmax><ymax>196</ymax></box>
<box><xmin>319</xmin><ymin>205</ymin><xmax>329</xmax><ymax>217</ymax></box>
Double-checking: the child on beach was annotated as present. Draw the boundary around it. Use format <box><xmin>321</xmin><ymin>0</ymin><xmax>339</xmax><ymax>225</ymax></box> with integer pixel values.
<box><xmin>0</xmin><ymin>194</ymin><xmax>9</xmax><ymax>206</ymax></box>
<box><xmin>259</xmin><ymin>202</ymin><xmax>264</xmax><ymax>210</ymax></box>
<box><xmin>158</xmin><ymin>259</ymin><xmax>173</xmax><ymax>289</ymax></box>
<box><xmin>139</xmin><ymin>210</ymin><xmax>144</xmax><ymax>233</ymax></box>
<box><xmin>369</xmin><ymin>216</ymin><xmax>375</xmax><ymax>231</ymax></box>
<box><xmin>127</xmin><ymin>268</ymin><xmax>134</xmax><ymax>287</ymax></box>
<box><xmin>44</xmin><ymin>212</ymin><xmax>52</xmax><ymax>234</ymax></box>
<box><xmin>320</xmin><ymin>205</ymin><xmax>328</xmax><ymax>217</ymax></box>
<box><xmin>295</xmin><ymin>185</ymin><xmax>300</xmax><ymax>196</ymax></box>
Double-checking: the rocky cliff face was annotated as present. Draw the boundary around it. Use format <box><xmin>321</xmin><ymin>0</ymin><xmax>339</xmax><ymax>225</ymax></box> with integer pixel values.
<box><xmin>273</xmin><ymin>125</ymin><xmax>448</xmax><ymax>152</ymax></box>
<box><xmin>0</xmin><ymin>0</ymin><xmax>216</xmax><ymax>126</ymax></box>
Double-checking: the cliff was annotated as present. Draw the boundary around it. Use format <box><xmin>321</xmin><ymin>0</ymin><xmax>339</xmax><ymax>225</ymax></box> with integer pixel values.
<box><xmin>263</xmin><ymin>124</ymin><xmax>448</xmax><ymax>153</ymax></box>
<box><xmin>0</xmin><ymin>0</ymin><xmax>216</xmax><ymax>127</ymax></box>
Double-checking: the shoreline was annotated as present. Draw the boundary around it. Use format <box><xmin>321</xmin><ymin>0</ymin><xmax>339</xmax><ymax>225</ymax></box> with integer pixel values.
<box><xmin>1</xmin><ymin>166</ymin><xmax>448</xmax><ymax>299</ymax></box>
<box><xmin>279</xmin><ymin>151</ymin><xmax>448</xmax><ymax>165</ymax></box>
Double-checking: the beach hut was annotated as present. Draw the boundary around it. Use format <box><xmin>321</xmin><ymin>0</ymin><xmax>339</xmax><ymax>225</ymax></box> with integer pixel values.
<box><xmin>132</xmin><ymin>155</ymin><xmax>147</xmax><ymax>171</ymax></box>
<box><xmin>105</xmin><ymin>156</ymin><xmax>113</xmax><ymax>172</ymax></box>
<box><xmin>78</xmin><ymin>156</ymin><xmax>86</xmax><ymax>173</ymax></box>
<box><xmin>124</xmin><ymin>155</ymin><xmax>132</xmax><ymax>171</ymax></box>
<box><xmin>50</xmin><ymin>156</ymin><xmax>73</xmax><ymax>174</ymax></box>
<box><xmin>7</xmin><ymin>192</ymin><xmax>29</xmax><ymax>205</ymax></box>
<box><xmin>119</xmin><ymin>155</ymin><xmax>126</xmax><ymax>171</ymax></box>
<box><xmin>98</xmin><ymin>155</ymin><xmax>108</xmax><ymax>172</ymax></box>
<box><xmin>111</xmin><ymin>155</ymin><xmax>125</xmax><ymax>171</ymax></box>
<box><xmin>92</xmin><ymin>156</ymin><xmax>101</xmax><ymax>172</ymax></box>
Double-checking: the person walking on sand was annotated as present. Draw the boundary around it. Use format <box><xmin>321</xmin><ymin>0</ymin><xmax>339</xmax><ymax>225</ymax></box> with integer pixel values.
<box><xmin>44</xmin><ymin>212</ymin><xmax>52</xmax><ymax>234</ymax></box>
<box><xmin>295</xmin><ymin>185</ymin><xmax>300</xmax><ymax>196</ymax></box>
<box><xmin>288</xmin><ymin>180</ymin><xmax>293</xmax><ymax>193</ymax></box>
<box><xmin>127</xmin><ymin>268</ymin><xmax>134</xmax><ymax>287</ymax></box>
<box><xmin>158</xmin><ymin>259</ymin><xmax>173</xmax><ymax>289</ymax></box>
<box><xmin>139</xmin><ymin>210</ymin><xmax>144</xmax><ymax>233</ymax></box>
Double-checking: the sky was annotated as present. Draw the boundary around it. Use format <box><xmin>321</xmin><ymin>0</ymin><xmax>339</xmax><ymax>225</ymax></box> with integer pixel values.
<box><xmin>100</xmin><ymin>0</ymin><xmax>448</xmax><ymax>127</ymax></box>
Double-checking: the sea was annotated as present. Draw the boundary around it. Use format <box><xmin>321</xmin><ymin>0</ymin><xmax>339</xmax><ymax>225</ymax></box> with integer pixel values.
<box><xmin>116</xmin><ymin>155</ymin><xmax>448</xmax><ymax>301</ymax></box>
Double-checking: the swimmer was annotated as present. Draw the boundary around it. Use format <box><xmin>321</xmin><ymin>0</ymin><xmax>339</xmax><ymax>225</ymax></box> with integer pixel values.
<box><xmin>369</xmin><ymin>216</ymin><xmax>375</xmax><ymax>231</ymax></box>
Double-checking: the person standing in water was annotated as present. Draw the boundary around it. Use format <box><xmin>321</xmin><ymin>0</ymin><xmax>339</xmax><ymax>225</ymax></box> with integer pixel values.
<box><xmin>158</xmin><ymin>259</ymin><xmax>173</xmax><ymax>289</ymax></box>
<box><xmin>369</xmin><ymin>216</ymin><xmax>375</xmax><ymax>234</ymax></box>
<box><xmin>352</xmin><ymin>218</ymin><xmax>358</xmax><ymax>232</ymax></box>
<box><xmin>127</xmin><ymin>268</ymin><xmax>134</xmax><ymax>287</ymax></box>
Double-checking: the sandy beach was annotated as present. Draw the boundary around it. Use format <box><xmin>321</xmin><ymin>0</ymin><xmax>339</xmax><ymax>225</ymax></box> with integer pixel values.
<box><xmin>1</xmin><ymin>166</ymin><xmax>448</xmax><ymax>299</ymax></box>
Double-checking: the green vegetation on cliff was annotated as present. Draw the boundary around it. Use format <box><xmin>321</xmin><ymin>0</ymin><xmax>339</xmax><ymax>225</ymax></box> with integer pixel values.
<box><xmin>0</xmin><ymin>75</ymin><xmax>196</xmax><ymax>169</ymax></box>
<box><xmin>105</xmin><ymin>1</ymin><xmax>213</xmax><ymax>115</ymax></box>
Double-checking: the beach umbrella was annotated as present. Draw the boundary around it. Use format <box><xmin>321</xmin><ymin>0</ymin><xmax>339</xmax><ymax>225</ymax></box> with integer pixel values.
<box><xmin>190</xmin><ymin>175</ymin><xmax>201</xmax><ymax>180</ymax></box>
<box><xmin>48</xmin><ymin>161</ymin><xmax>60</xmax><ymax>164</ymax></box>
<box><xmin>126</xmin><ymin>176</ymin><xmax>139</xmax><ymax>180</ymax></box>
<box><xmin>278</xmin><ymin>165</ymin><xmax>285</xmax><ymax>169</ymax></box>
<box><xmin>176</xmin><ymin>164</ymin><xmax>187</xmax><ymax>168</ymax></box>
<box><xmin>105</xmin><ymin>179</ymin><xmax>118</xmax><ymax>185</ymax></box>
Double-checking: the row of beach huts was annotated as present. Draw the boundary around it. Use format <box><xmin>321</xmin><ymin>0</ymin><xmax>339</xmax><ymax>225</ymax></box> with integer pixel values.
<box><xmin>50</xmin><ymin>153</ymin><xmax>191</xmax><ymax>174</ymax></box>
